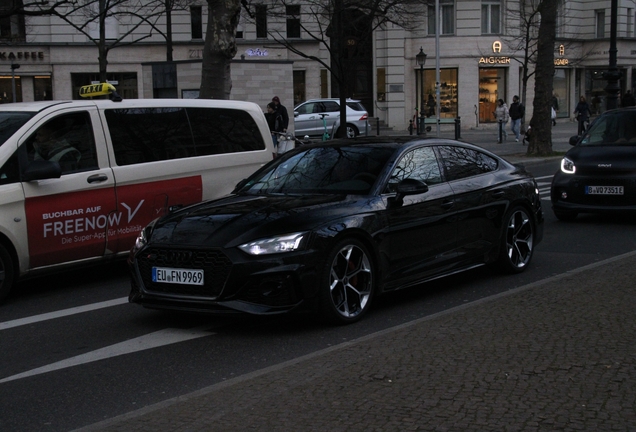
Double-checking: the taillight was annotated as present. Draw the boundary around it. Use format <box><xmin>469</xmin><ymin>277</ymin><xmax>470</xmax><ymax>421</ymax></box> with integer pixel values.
<box><xmin>360</xmin><ymin>113</ymin><xmax>368</xmax><ymax>120</ymax></box>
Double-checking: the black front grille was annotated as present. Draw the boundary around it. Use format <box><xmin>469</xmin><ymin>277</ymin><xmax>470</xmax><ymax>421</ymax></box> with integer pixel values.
<box><xmin>137</xmin><ymin>247</ymin><xmax>232</xmax><ymax>298</ymax></box>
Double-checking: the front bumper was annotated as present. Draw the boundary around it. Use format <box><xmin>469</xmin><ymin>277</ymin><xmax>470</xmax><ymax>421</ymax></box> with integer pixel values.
<box><xmin>551</xmin><ymin>172</ymin><xmax>636</xmax><ymax>214</ymax></box>
<box><xmin>128</xmin><ymin>246</ymin><xmax>322</xmax><ymax>315</ymax></box>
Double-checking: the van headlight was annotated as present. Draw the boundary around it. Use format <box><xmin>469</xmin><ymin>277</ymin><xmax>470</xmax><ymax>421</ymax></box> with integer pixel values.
<box><xmin>561</xmin><ymin>157</ymin><xmax>576</xmax><ymax>174</ymax></box>
<box><xmin>239</xmin><ymin>232</ymin><xmax>306</xmax><ymax>255</ymax></box>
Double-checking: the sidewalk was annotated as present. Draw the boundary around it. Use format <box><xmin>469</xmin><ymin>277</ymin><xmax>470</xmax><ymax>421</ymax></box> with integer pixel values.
<box><xmin>388</xmin><ymin>119</ymin><xmax>576</xmax><ymax>164</ymax></box>
<box><xmin>77</xmin><ymin>250</ymin><xmax>636</xmax><ymax>432</ymax></box>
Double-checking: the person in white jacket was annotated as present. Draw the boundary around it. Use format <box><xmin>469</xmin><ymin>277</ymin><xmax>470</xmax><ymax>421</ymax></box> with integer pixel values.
<box><xmin>493</xmin><ymin>98</ymin><xmax>510</xmax><ymax>142</ymax></box>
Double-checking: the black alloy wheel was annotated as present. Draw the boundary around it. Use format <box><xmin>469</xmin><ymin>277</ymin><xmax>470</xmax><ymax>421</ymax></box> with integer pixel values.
<box><xmin>318</xmin><ymin>238</ymin><xmax>375</xmax><ymax>324</ymax></box>
<box><xmin>497</xmin><ymin>206</ymin><xmax>535</xmax><ymax>273</ymax></box>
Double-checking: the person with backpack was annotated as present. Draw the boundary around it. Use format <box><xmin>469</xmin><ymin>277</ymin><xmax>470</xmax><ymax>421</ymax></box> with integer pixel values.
<box><xmin>508</xmin><ymin>95</ymin><xmax>524</xmax><ymax>142</ymax></box>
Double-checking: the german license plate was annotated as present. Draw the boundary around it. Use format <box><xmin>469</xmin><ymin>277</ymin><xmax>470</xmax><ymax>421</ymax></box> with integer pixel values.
<box><xmin>585</xmin><ymin>185</ymin><xmax>624</xmax><ymax>195</ymax></box>
<box><xmin>152</xmin><ymin>267</ymin><xmax>204</xmax><ymax>285</ymax></box>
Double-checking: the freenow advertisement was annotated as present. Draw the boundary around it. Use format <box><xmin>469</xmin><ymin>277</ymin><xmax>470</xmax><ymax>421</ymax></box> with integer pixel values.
<box><xmin>26</xmin><ymin>176</ymin><xmax>202</xmax><ymax>268</ymax></box>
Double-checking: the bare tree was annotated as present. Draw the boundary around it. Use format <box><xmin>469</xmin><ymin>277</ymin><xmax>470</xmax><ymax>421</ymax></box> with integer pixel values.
<box><xmin>19</xmin><ymin>0</ymin><xmax>171</xmax><ymax>82</ymax></box>
<box><xmin>526</xmin><ymin>0</ymin><xmax>557</xmax><ymax>156</ymax></box>
<box><xmin>199</xmin><ymin>0</ymin><xmax>241</xmax><ymax>99</ymax></box>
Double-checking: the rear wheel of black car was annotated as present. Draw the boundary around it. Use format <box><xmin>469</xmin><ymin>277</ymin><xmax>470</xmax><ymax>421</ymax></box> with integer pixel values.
<box><xmin>0</xmin><ymin>244</ymin><xmax>15</xmax><ymax>302</ymax></box>
<box><xmin>317</xmin><ymin>238</ymin><xmax>375</xmax><ymax>324</ymax></box>
<box><xmin>553</xmin><ymin>209</ymin><xmax>578</xmax><ymax>221</ymax></box>
<box><xmin>496</xmin><ymin>206</ymin><xmax>535</xmax><ymax>274</ymax></box>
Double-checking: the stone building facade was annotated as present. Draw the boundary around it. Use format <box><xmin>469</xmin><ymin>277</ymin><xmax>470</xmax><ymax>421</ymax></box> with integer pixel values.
<box><xmin>0</xmin><ymin>0</ymin><xmax>634</xmax><ymax>131</ymax></box>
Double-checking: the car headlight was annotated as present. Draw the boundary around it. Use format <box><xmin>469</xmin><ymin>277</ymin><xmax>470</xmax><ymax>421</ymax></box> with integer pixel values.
<box><xmin>561</xmin><ymin>157</ymin><xmax>576</xmax><ymax>174</ymax></box>
<box><xmin>239</xmin><ymin>232</ymin><xmax>306</xmax><ymax>255</ymax></box>
<box><xmin>133</xmin><ymin>219</ymin><xmax>158</xmax><ymax>252</ymax></box>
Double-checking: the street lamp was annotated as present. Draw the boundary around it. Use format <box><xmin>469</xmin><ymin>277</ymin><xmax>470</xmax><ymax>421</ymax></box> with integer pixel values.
<box><xmin>416</xmin><ymin>47</ymin><xmax>427</xmax><ymax>134</ymax></box>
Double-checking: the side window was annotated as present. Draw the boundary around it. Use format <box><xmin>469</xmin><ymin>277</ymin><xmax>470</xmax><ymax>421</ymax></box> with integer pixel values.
<box><xmin>295</xmin><ymin>103</ymin><xmax>314</xmax><ymax>115</ymax></box>
<box><xmin>187</xmin><ymin>107</ymin><xmax>266</xmax><ymax>155</ymax></box>
<box><xmin>438</xmin><ymin>146</ymin><xmax>498</xmax><ymax>181</ymax></box>
<box><xmin>0</xmin><ymin>152</ymin><xmax>19</xmax><ymax>185</ymax></box>
<box><xmin>106</xmin><ymin>108</ymin><xmax>194</xmax><ymax>166</ymax></box>
<box><xmin>386</xmin><ymin>146</ymin><xmax>442</xmax><ymax>193</ymax></box>
<box><xmin>322</xmin><ymin>101</ymin><xmax>340</xmax><ymax>112</ymax></box>
<box><xmin>24</xmin><ymin>112</ymin><xmax>97</xmax><ymax>174</ymax></box>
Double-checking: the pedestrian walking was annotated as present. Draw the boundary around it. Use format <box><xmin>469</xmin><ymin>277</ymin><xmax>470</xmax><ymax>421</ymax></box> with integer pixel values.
<box><xmin>508</xmin><ymin>95</ymin><xmax>524</xmax><ymax>142</ymax></box>
<box><xmin>493</xmin><ymin>98</ymin><xmax>509</xmax><ymax>142</ymax></box>
<box><xmin>426</xmin><ymin>94</ymin><xmax>435</xmax><ymax>118</ymax></box>
<box><xmin>271</xmin><ymin>96</ymin><xmax>289</xmax><ymax>135</ymax></box>
<box><xmin>574</xmin><ymin>96</ymin><xmax>591</xmax><ymax>136</ymax></box>
<box><xmin>265</xmin><ymin>102</ymin><xmax>283</xmax><ymax>157</ymax></box>
<box><xmin>551</xmin><ymin>93</ymin><xmax>559</xmax><ymax>126</ymax></box>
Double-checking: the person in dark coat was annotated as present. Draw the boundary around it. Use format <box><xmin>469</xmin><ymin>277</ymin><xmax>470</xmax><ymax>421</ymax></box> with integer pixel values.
<box><xmin>574</xmin><ymin>96</ymin><xmax>591</xmax><ymax>136</ymax></box>
<box><xmin>271</xmin><ymin>96</ymin><xmax>289</xmax><ymax>134</ymax></box>
<box><xmin>622</xmin><ymin>90</ymin><xmax>635</xmax><ymax>107</ymax></box>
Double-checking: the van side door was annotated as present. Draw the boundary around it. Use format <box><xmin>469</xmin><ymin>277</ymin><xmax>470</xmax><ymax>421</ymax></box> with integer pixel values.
<box><xmin>20</xmin><ymin>109</ymin><xmax>118</xmax><ymax>269</ymax></box>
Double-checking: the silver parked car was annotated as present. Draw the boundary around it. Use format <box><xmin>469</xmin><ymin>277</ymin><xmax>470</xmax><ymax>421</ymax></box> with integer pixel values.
<box><xmin>293</xmin><ymin>98</ymin><xmax>370</xmax><ymax>139</ymax></box>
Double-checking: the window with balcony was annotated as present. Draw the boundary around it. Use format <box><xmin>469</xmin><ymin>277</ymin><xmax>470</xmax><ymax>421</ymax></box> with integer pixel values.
<box><xmin>481</xmin><ymin>1</ymin><xmax>500</xmax><ymax>34</ymax></box>
<box><xmin>286</xmin><ymin>5</ymin><xmax>301</xmax><ymax>38</ymax></box>
<box><xmin>428</xmin><ymin>0</ymin><xmax>455</xmax><ymax>35</ymax></box>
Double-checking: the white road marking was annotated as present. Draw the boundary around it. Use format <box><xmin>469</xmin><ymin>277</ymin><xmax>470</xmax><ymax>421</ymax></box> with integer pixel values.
<box><xmin>0</xmin><ymin>297</ymin><xmax>129</xmax><ymax>331</ymax></box>
<box><xmin>0</xmin><ymin>326</ymin><xmax>214</xmax><ymax>384</ymax></box>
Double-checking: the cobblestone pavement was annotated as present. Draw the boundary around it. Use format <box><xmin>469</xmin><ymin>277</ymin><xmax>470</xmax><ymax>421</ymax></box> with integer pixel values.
<box><xmin>77</xmin><ymin>251</ymin><xmax>636</xmax><ymax>432</ymax></box>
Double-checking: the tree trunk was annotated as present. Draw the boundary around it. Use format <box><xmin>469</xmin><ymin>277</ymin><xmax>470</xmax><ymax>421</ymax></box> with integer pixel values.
<box><xmin>200</xmin><ymin>0</ymin><xmax>241</xmax><ymax>99</ymax></box>
<box><xmin>527</xmin><ymin>0</ymin><xmax>557</xmax><ymax>156</ymax></box>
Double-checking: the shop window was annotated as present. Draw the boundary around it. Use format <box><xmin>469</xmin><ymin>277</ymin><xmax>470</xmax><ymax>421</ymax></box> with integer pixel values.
<box><xmin>286</xmin><ymin>5</ymin><xmax>300</xmax><ymax>38</ymax></box>
<box><xmin>553</xmin><ymin>69</ymin><xmax>569</xmax><ymax>119</ymax></box>
<box><xmin>320</xmin><ymin>69</ymin><xmax>328</xmax><ymax>98</ymax></box>
<box><xmin>596</xmin><ymin>10</ymin><xmax>605</xmax><ymax>38</ymax></box>
<box><xmin>428</xmin><ymin>0</ymin><xmax>455</xmax><ymax>35</ymax></box>
<box><xmin>190</xmin><ymin>6</ymin><xmax>202</xmax><ymax>39</ymax></box>
<box><xmin>377</xmin><ymin>68</ymin><xmax>386</xmax><ymax>102</ymax></box>
<box><xmin>256</xmin><ymin>5</ymin><xmax>267</xmax><ymax>38</ymax></box>
<box><xmin>478</xmin><ymin>68</ymin><xmax>506</xmax><ymax>123</ymax></box>
<box><xmin>0</xmin><ymin>75</ymin><xmax>22</xmax><ymax>103</ymax></box>
<box><xmin>34</xmin><ymin>76</ymin><xmax>52</xmax><ymax>101</ymax></box>
<box><xmin>481</xmin><ymin>1</ymin><xmax>500</xmax><ymax>35</ymax></box>
<box><xmin>293</xmin><ymin>70</ymin><xmax>305</xmax><ymax>106</ymax></box>
<box><xmin>420</xmin><ymin>68</ymin><xmax>458</xmax><ymax>119</ymax></box>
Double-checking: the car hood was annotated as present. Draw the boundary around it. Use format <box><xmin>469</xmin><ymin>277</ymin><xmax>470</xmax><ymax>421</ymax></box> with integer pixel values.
<box><xmin>567</xmin><ymin>145</ymin><xmax>636</xmax><ymax>174</ymax></box>
<box><xmin>148</xmin><ymin>194</ymin><xmax>381</xmax><ymax>247</ymax></box>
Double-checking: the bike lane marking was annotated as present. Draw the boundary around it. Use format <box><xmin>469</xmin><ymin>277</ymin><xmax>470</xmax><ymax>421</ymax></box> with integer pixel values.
<box><xmin>0</xmin><ymin>325</ymin><xmax>214</xmax><ymax>383</ymax></box>
<box><xmin>0</xmin><ymin>297</ymin><xmax>129</xmax><ymax>331</ymax></box>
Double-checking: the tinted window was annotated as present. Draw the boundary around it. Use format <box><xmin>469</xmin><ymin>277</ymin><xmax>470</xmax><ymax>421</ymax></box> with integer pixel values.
<box><xmin>106</xmin><ymin>107</ymin><xmax>266</xmax><ymax>166</ymax></box>
<box><xmin>0</xmin><ymin>112</ymin><xmax>34</xmax><ymax>147</ymax></box>
<box><xmin>438</xmin><ymin>146</ymin><xmax>498</xmax><ymax>181</ymax></box>
<box><xmin>24</xmin><ymin>112</ymin><xmax>97</xmax><ymax>174</ymax></box>
<box><xmin>581</xmin><ymin>111</ymin><xmax>636</xmax><ymax>145</ymax></box>
<box><xmin>322</xmin><ymin>101</ymin><xmax>340</xmax><ymax>112</ymax></box>
<box><xmin>386</xmin><ymin>146</ymin><xmax>442</xmax><ymax>192</ymax></box>
<box><xmin>346</xmin><ymin>102</ymin><xmax>366</xmax><ymax>112</ymax></box>
<box><xmin>188</xmin><ymin>108</ymin><xmax>266</xmax><ymax>155</ymax></box>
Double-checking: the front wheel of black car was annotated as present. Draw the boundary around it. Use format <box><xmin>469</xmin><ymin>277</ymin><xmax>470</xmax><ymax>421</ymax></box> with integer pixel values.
<box><xmin>553</xmin><ymin>209</ymin><xmax>578</xmax><ymax>221</ymax></box>
<box><xmin>317</xmin><ymin>238</ymin><xmax>375</xmax><ymax>324</ymax></box>
<box><xmin>496</xmin><ymin>206</ymin><xmax>535</xmax><ymax>274</ymax></box>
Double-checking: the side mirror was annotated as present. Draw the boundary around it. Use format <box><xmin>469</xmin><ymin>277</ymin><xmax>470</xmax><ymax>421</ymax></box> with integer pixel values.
<box><xmin>294</xmin><ymin>111</ymin><xmax>299</xmax><ymax>117</ymax></box>
<box><xmin>569</xmin><ymin>135</ymin><xmax>580</xmax><ymax>146</ymax></box>
<box><xmin>22</xmin><ymin>160</ymin><xmax>62</xmax><ymax>182</ymax></box>
<box><xmin>396</xmin><ymin>178</ymin><xmax>429</xmax><ymax>197</ymax></box>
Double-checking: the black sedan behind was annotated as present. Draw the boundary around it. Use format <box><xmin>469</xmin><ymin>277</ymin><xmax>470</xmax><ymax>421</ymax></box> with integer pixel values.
<box><xmin>129</xmin><ymin>137</ymin><xmax>543</xmax><ymax>324</ymax></box>
<box><xmin>551</xmin><ymin>107</ymin><xmax>636</xmax><ymax>221</ymax></box>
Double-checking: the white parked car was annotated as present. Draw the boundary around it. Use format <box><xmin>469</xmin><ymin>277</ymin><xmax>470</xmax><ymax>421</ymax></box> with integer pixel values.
<box><xmin>293</xmin><ymin>98</ymin><xmax>370</xmax><ymax>139</ymax></box>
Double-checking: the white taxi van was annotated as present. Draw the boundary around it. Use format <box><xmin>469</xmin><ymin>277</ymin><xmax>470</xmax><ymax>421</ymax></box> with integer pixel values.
<box><xmin>0</xmin><ymin>84</ymin><xmax>275</xmax><ymax>301</ymax></box>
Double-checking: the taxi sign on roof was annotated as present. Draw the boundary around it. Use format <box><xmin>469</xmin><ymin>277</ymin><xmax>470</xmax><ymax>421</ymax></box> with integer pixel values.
<box><xmin>79</xmin><ymin>83</ymin><xmax>117</xmax><ymax>98</ymax></box>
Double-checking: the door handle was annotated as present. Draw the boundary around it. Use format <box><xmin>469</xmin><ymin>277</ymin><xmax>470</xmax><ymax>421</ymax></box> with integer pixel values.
<box><xmin>492</xmin><ymin>191</ymin><xmax>505</xmax><ymax>198</ymax></box>
<box><xmin>441</xmin><ymin>200</ymin><xmax>454</xmax><ymax>209</ymax></box>
<box><xmin>87</xmin><ymin>174</ymin><xmax>108</xmax><ymax>183</ymax></box>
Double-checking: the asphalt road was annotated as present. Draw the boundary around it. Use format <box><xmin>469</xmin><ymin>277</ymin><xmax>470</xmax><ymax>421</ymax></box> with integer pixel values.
<box><xmin>1</xmin><ymin>158</ymin><xmax>636</xmax><ymax>432</ymax></box>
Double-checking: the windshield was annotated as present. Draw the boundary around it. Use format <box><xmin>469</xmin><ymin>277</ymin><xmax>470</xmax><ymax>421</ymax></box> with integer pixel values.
<box><xmin>238</xmin><ymin>145</ymin><xmax>395</xmax><ymax>195</ymax></box>
<box><xmin>0</xmin><ymin>112</ymin><xmax>35</xmax><ymax>147</ymax></box>
<box><xmin>580</xmin><ymin>110</ymin><xmax>636</xmax><ymax>146</ymax></box>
